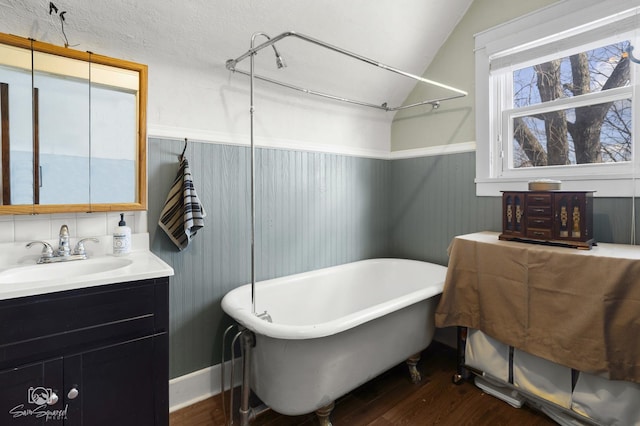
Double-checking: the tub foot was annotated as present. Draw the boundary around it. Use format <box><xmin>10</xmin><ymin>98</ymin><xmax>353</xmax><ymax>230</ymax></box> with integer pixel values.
<box><xmin>315</xmin><ymin>401</ymin><xmax>334</xmax><ymax>426</ymax></box>
<box><xmin>406</xmin><ymin>353</ymin><xmax>422</xmax><ymax>384</ymax></box>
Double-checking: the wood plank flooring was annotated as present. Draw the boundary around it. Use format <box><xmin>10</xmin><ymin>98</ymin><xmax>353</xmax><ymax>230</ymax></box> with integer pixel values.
<box><xmin>170</xmin><ymin>342</ymin><xmax>556</xmax><ymax>425</ymax></box>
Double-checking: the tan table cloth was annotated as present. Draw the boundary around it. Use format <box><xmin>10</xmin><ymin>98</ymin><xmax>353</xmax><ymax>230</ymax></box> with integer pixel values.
<box><xmin>435</xmin><ymin>232</ymin><xmax>640</xmax><ymax>384</ymax></box>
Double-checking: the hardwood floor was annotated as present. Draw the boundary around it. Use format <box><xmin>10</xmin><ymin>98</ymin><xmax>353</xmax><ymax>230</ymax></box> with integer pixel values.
<box><xmin>170</xmin><ymin>342</ymin><xmax>556</xmax><ymax>425</ymax></box>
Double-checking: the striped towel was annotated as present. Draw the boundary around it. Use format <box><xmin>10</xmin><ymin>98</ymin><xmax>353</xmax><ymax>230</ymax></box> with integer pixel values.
<box><xmin>158</xmin><ymin>157</ymin><xmax>206</xmax><ymax>250</ymax></box>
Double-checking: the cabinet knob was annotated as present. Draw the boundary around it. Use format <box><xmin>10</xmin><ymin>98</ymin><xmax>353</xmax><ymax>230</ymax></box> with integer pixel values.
<box><xmin>47</xmin><ymin>391</ymin><xmax>59</xmax><ymax>405</ymax></box>
<box><xmin>67</xmin><ymin>386</ymin><xmax>80</xmax><ymax>400</ymax></box>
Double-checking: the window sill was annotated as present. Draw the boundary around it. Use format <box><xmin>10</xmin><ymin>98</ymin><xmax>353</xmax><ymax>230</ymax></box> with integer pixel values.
<box><xmin>476</xmin><ymin>175</ymin><xmax>639</xmax><ymax>197</ymax></box>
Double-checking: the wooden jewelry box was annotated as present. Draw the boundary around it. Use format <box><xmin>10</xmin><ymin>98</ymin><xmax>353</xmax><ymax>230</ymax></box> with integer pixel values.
<box><xmin>499</xmin><ymin>191</ymin><xmax>595</xmax><ymax>249</ymax></box>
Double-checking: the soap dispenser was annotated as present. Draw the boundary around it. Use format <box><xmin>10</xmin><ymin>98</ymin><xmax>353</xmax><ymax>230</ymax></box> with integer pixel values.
<box><xmin>113</xmin><ymin>213</ymin><xmax>131</xmax><ymax>256</ymax></box>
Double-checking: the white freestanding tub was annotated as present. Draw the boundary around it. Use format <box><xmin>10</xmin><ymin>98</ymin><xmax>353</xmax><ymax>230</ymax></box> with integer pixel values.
<box><xmin>221</xmin><ymin>258</ymin><xmax>447</xmax><ymax>418</ymax></box>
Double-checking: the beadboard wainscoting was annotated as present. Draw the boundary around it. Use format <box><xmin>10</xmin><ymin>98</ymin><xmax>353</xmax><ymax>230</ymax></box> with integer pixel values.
<box><xmin>147</xmin><ymin>138</ymin><xmax>640</xmax><ymax>410</ymax></box>
<box><xmin>389</xmin><ymin>151</ymin><xmax>640</xmax><ymax>265</ymax></box>
<box><xmin>390</xmin><ymin>152</ymin><xmax>502</xmax><ymax>265</ymax></box>
<box><xmin>147</xmin><ymin>137</ymin><xmax>391</xmax><ymax>382</ymax></box>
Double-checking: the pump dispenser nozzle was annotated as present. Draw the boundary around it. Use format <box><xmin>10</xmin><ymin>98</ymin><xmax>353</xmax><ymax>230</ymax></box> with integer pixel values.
<box><xmin>113</xmin><ymin>213</ymin><xmax>131</xmax><ymax>255</ymax></box>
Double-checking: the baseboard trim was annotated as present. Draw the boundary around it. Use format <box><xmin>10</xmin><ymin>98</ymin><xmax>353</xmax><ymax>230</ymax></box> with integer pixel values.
<box><xmin>169</xmin><ymin>358</ymin><xmax>243</xmax><ymax>412</ymax></box>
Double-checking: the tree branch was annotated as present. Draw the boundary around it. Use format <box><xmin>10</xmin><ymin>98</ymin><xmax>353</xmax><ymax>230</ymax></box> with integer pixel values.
<box><xmin>514</xmin><ymin>117</ymin><xmax>548</xmax><ymax>166</ymax></box>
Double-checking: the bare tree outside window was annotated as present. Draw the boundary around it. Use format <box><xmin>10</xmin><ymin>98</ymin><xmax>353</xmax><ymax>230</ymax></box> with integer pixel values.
<box><xmin>511</xmin><ymin>42</ymin><xmax>631</xmax><ymax>168</ymax></box>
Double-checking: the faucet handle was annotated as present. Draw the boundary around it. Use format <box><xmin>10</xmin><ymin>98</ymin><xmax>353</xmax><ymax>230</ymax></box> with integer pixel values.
<box><xmin>73</xmin><ymin>238</ymin><xmax>99</xmax><ymax>256</ymax></box>
<box><xmin>26</xmin><ymin>241</ymin><xmax>54</xmax><ymax>258</ymax></box>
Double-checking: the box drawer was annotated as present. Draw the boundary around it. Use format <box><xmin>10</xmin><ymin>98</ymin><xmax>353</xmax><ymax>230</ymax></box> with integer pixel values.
<box><xmin>528</xmin><ymin>205</ymin><xmax>551</xmax><ymax>216</ymax></box>
<box><xmin>527</xmin><ymin>228</ymin><xmax>552</xmax><ymax>239</ymax></box>
<box><xmin>0</xmin><ymin>279</ymin><xmax>158</xmax><ymax>347</ymax></box>
<box><xmin>527</xmin><ymin>217</ymin><xmax>552</xmax><ymax>228</ymax></box>
<box><xmin>527</xmin><ymin>193</ymin><xmax>552</xmax><ymax>205</ymax></box>
<box><xmin>0</xmin><ymin>278</ymin><xmax>168</xmax><ymax>370</ymax></box>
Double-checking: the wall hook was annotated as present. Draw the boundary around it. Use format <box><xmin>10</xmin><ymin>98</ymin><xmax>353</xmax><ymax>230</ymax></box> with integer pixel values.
<box><xmin>625</xmin><ymin>45</ymin><xmax>640</xmax><ymax>64</ymax></box>
<box><xmin>180</xmin><ymin>138</ymin><xmax>188</xmax><ymax>160</ymax></box>
<box><xmin>48</xmin><ymin>1</ymin><xmax>74</xmax><ymax>47</ymax></box>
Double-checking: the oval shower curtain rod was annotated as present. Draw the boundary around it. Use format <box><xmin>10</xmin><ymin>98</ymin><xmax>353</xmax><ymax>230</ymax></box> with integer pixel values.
<box><xmin>225</xmin><ymin>31</ymin><xmax>467</xmax><ymax>111</ymax></box>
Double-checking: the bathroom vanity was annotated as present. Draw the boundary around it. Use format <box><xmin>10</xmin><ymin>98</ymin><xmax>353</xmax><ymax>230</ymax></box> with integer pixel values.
<box><xmin>0</xmin><ymin>235</ymin><xmax>173</xmax><ymax>426</ymax></box>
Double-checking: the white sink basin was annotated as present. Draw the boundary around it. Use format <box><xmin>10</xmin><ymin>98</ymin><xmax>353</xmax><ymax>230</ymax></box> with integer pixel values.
<box><xmin>0</xmin><ymin>233</ymin><xmax>174</xmax><ymax>300</ymax></box>
<box><xmin>0</xmin><ymin>257</ymin><xmax>133</xmax><ymax>285</ymax></box>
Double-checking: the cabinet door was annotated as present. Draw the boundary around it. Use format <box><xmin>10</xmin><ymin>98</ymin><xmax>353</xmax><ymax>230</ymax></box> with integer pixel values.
<box><xmin>0</xmin><ymin>358</ymin><xmax>65</xmax><ymax>425</ymax></box>
<box><xmin>502</xmin><ymin>192</ymin><xmax>526</xmax><ymax>236</ymax></box>
<box><xmin>63</xmin><ymin>333</ymin><xmax>168</xmax><ymax>426</ymax></box>
<box><xmin>553</xmin><ymin>193</ymin><xmax>587</xmax><ymax>241</ymax></box>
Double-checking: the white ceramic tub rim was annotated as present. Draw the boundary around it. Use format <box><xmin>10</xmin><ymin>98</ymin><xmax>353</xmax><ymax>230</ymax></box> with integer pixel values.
<box><xmin>221</xmin><ymin>258</ymin><xmax>446</xmax><ymax>340</ymax></box>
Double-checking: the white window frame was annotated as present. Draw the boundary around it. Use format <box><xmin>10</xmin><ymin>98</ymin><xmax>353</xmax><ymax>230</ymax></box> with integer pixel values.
<box><xmin>475</xmin><ymin>0</ymin><xmax>640</xmax><ymax>197</ymax></box>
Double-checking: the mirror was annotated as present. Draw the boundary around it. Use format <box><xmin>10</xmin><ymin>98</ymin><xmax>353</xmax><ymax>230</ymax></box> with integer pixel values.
<box><xmin>0</xmin><ymin>32</ymin><xmax>147</xmax><ymax>214</ymax></box>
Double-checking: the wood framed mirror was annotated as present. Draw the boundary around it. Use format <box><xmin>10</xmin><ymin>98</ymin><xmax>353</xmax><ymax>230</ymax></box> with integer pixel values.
<box><xmin>0</xmin><ymin>32</ymin><xmax>147</xmax><ymax>214</ymax></box>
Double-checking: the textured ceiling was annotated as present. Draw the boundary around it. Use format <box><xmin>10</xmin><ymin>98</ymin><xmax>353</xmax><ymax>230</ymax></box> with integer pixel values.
<box><xmin>2</xmin><ymin>0</ymin><xmax>472</xmax><ymax>112</ymax></box>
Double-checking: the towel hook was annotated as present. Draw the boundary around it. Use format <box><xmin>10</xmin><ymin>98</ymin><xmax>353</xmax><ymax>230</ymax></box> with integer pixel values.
<box><xmin>180</xmin><ymin>138</ymin><xmax>188</xmax><ymax>160</ymax></box>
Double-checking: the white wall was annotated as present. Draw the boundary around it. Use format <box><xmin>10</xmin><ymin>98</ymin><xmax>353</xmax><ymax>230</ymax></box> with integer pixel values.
<box><xmin>0</xmin><ymin>0</ymin><xmax>489</xmax><ymax>243</ymax></box>
<box><xmin>145</xmin><ymin>57</ymin><xmax>393</xmax><ymax>157</ymax></box>
<box><xmin>2</xmin><ymin>2</ymin><xmax>404</xmax><ymax>158</ymax></box>
<box><xmin>0</xmin><ymin>4</ymin><xmax>393</xmax><ymax>243</ymax></box>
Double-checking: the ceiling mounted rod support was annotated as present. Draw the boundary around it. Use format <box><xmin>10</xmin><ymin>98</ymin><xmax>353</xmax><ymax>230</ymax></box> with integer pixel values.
<box><xmin>226</xmin><ymin>31</ymin><xmax>467</xmax><ymax>111</ymax></box>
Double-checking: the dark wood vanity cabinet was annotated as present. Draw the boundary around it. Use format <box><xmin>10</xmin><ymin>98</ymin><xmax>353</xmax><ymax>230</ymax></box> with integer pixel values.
<box><xmin>499</xmin><ymin>191</ymin><xmax>594</xmax><ymax>249</ymax></box>
<box><xmin>0</xmin><ymin>277</ymin><xmax>169</xmax><ymax>426</ymax></box>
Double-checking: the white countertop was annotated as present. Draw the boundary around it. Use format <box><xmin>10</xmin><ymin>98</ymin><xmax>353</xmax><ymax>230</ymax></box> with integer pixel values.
<box><xmin>0</xmin><ymin>233</ymin><xmax>174</xmax><ymax>300</ymax></box>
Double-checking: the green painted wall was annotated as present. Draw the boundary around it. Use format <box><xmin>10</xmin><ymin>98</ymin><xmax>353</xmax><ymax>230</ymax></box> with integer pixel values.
<box><xmin>391</xmin><ymin>0</ymin><xmax>559</xmax><ymax>151</ymax></box>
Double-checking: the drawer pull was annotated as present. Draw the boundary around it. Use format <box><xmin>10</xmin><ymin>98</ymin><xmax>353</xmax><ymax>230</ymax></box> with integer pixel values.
<box><xmin>533</xmin><ymin>197</ymin><xmax>546</xmax><ymax>202</ymax></box>
<box><xmin>47</xmin><ymin>391</ymin><xmax>59</xmax><ymax>405</ymax></box>
<box><xmin>532</xmin><ymin>231</ymin><xmax>546</xmax><ymax>237</ymax></box>
<box><xmin>67</xmin><ymin>386</ymin><xmax>79</xmax><ymax>400</ymax></box>
<box><xmin>532</xmin><ymin>208</ymin><xmax>546</xmax><ymax>213</ymax></box>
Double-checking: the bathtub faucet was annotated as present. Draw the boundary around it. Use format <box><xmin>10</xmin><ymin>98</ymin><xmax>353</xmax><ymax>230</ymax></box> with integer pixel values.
<box><xmin>256</xmin><ymin>311</ymin><xmax>272</xmax><ymax>322</ymax></box>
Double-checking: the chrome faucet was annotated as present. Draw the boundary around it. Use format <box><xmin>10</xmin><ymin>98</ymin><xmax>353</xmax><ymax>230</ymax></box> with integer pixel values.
<box><xmin>57</xmin><ymin>224</ymin><xmax>71</xmax><ymax>257</ymax></box>
<box><xmin>26</xmin><ymin>225</ymin><xmax>99</xmax><ymax>264</ymax></box>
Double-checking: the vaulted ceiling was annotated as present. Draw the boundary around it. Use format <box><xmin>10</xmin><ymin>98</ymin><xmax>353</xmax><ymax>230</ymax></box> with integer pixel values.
<box><xmin>3</xmin><ymin>0</ymin><xmax>473</xmax><ymax>112</ymax></box>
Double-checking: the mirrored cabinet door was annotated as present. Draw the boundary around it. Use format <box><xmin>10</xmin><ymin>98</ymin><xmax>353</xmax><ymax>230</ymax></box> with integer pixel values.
<box><xmin>0</xmin><ymin>42</ymin><xmax>34</xmax><ymax>206</ymax></box>
<box><xmin>0</xmin><ymin>32</ymin><xmax>147</xmax><ymax>214</ymax></box>
<box><xmin>34</xmin><ymin>50</ymin><xmax>91</xmax><ymax>205</ymax></box>
<box><xmin>89</xmin><ymin>63</ymin><xmax>139</xmax><ymax>204</ymax></box>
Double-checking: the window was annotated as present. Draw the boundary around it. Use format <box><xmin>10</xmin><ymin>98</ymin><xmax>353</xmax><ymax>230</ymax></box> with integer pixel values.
<box><xmin>510</xmin><ymin>41</ymin><xmax>631</xmax><ymax>168</ymax></box>
<box><xmin>475</xmin><ymin>0</ymin><xmax>640</xmax><ymax>196</ymax></box>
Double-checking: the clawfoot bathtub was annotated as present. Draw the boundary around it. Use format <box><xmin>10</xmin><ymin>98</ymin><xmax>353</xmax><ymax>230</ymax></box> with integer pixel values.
<box><xmin>222</xmin><ymin>258</ymin><xmax>447</xmax><ymax>424</ymax></box>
